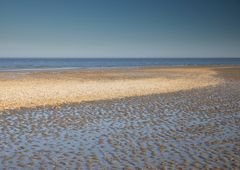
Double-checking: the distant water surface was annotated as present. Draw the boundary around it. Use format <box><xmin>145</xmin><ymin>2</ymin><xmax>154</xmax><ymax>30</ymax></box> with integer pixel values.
<box><xmin>0</xmin><ymin>58</ymin><xmax>240</xmax><ymax>71</ymax></box>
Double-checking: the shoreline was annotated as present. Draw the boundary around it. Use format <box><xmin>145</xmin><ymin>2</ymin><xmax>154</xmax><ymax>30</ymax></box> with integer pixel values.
<box><xmin>0</xmin><ymin>66</ymin><xmax>239</xmax><ymax>111</ymax></box>
<box><xmin>0</xmin><ymin>64</ymin><xmax>239</xmax><ymax>72</ymax></box>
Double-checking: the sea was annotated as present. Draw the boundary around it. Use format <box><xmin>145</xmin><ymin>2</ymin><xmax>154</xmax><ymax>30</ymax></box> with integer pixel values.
<box><xmin>0</xmin><ymin>58</ymin><xmax>239</xmax><ymax>71</ymax></box>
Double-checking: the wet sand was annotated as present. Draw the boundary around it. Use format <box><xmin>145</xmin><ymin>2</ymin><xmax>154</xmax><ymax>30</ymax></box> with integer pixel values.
<box><xmin>0</xmin><ymin>66</ymin><xmax>222</xmax><ymax>111</ymax></box>
<box><xmin>0</xmin><ymin>66</ymin><xmax>240</xmax><ymax>169</ymax></box>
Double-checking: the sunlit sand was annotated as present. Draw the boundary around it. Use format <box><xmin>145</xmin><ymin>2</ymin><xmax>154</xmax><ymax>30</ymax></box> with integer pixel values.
<box><xmin>0</xmin><ymin>67</ymin><xmax>222</xmax><ymax>111</ymax></box>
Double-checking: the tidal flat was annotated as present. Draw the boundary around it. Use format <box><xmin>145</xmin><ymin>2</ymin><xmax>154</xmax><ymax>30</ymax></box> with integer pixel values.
<box><xmin>0</xmin><ymin>66</ymin><xmax>240</xmax><ymax>169</ymax></box>
<box><xmin>0</xmin><ymin>66</ymin><xmax>220</xmax><ymax>110</ymax></box>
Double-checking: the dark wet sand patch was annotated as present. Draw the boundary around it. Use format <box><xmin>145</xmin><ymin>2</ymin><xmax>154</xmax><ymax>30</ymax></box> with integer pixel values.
<box><xmin>213</xmin><ymin>65</ymin><xmax>240</xmax><ymax>80</ymax></box>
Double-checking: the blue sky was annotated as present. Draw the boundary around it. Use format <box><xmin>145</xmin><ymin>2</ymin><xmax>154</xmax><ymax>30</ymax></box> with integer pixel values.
<box><xmin>0</xmin><ymin>0</ymin><xmax>240</xmax><ymax>58</ymax></box>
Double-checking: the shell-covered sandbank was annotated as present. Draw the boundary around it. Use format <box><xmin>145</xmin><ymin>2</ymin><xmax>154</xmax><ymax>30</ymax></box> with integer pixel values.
<box><xmin>0</xmin><ymin>66</ymin><xmax>222</xmax><ymax>111</ymax></box>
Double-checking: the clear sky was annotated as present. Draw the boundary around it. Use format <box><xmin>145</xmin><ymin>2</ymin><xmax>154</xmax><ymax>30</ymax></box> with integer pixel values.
<box><xmin>0</xmin><ymin>0</ymin><xmax>240</xmax><ymax>58</ymax></box>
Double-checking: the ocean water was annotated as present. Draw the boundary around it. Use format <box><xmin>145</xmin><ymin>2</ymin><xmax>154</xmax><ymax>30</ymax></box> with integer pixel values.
<box><xmin>0</xmin><ymin>58</ymin><xmax>239</xmax><ymax>71</ymax></box>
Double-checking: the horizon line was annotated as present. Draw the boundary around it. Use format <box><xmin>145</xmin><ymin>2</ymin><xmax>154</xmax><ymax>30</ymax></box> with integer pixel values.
<box><xmin>0</xmin><ymin>56</ymin><xmax>240</xmax><ymax>59</ymax></box>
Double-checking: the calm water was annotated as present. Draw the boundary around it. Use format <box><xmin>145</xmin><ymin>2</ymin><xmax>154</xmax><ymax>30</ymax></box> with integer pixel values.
<box><xmin>0</xmin><ymin>58</ymin><xmax>240</xmax><ymax>71</ymax></box>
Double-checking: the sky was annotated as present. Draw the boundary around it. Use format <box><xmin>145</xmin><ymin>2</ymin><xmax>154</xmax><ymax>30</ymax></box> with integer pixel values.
<box><xmin>0</xmin><ymin>0</ymin><xmax>240</xmax><ymax>58</ymax></box>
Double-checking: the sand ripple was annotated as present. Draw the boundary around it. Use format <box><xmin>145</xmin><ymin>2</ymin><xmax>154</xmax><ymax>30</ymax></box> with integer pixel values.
<box><xmin>0</xmin><ymin>79</ymin><xmax>239</xmax><ymax>169</ymax></box>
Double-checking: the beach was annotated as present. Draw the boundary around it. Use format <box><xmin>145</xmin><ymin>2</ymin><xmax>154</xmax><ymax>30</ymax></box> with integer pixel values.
<box><xmin>2</xmin><ymin>0</ymin><xmax>240</xmax><ymax>168</ymax></box>
<box><xmin>0</xmin><ymin>66</ymin><xmax>240</xmax><ymax>169</ymax></box>
<box><xmin>0</xmin><ymin>66</ymin><xmax>223</xmax><ymax>111</ymax></box>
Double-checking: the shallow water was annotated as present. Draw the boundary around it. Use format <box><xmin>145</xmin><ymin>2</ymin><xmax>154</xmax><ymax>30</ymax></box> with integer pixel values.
<box><xmin>1</xmin><ymin>58</ymin><xmax>240</xmax><ymax>71</ymax></box>
<box><xmin>0</xmin><ymin>82</ymin><xmax>240</xmax><ymax>169</ymax></box>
